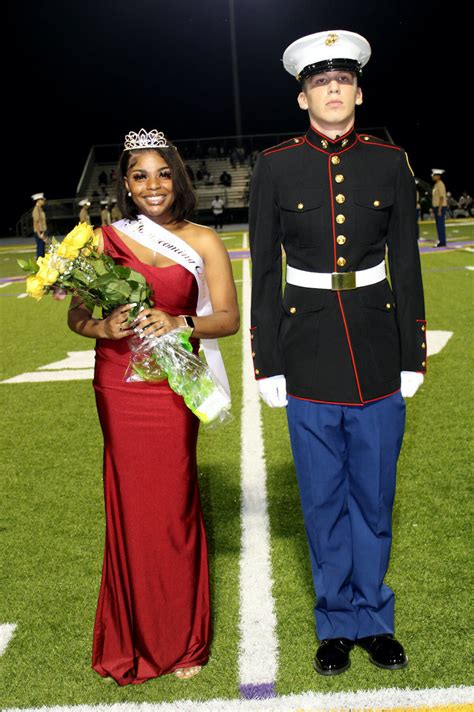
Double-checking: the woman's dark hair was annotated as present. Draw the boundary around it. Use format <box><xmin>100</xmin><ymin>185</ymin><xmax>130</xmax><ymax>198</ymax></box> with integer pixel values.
<box><xmin>116</xmin><ymin>141</ymin><xmax>196</xmax><ymax>223</ymax></box>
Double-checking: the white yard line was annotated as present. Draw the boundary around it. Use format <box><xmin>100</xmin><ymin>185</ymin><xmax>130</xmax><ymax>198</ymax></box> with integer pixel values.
<box><xmin>3</xmin><ymin>685</ymin><xmax>473</xmax><ymax>711</ymax></box>
<box><xmin>0</xmin><ymin>623</ymin><xmax>16</xmax><ymax>657</ymax></box>
<box><xmin>238</xmin><ymin>239</ymin><xmax>278</xmax><ymax>694</ymax></box>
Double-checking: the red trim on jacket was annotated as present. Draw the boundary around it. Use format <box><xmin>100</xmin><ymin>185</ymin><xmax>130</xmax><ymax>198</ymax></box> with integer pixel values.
<box><xmin>325</xmin><ymin>150</ymin><xmax>363</xmax><ymax>403</ymax></box>
<box><xmin>357</xmin><ymin>135</ymin><xmax>401</xmax><ymax>151</ymax></box>
<box><xmin>288</xmin><ymin>388</ymin><xmax>401</xmax><ymax>407</ymax></box>
<box><xmin>262</xmin><ymin>139</ymin><xmax>304</xmax><ymax>157</ymax></box>
<box><xmin>309</xmin><ymin>124</ymin><xmax>354</xmax><ymax>144</ymax></box>
<box><xmin>305</xmin><ymin>135</ymin><xmax>359</xmax><ymax>156</ymax></box>
<box><xmin>327</xmin><ymin>155</ymin><xmax>337</xmax><ymax>271</ymax></box>
<box><xmin>337</xmin><ymin>292</ymin><xmax>364</xmax><ymax>403</ymax></box>
<box><xmin>303</xmin><ymin>136</ymin><xmax>328</xmax><ymax>154</ymax></box>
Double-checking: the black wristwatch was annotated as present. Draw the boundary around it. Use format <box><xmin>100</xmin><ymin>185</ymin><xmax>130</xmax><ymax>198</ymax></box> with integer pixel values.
<box><xmin>183</xmin><ymin>315</ymin><xmax>195</xmax><ymax>329</ymax></box>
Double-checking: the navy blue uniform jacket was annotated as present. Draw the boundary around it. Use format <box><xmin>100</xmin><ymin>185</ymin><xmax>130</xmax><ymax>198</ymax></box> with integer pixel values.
<box><xmin>249</xmin><ymin>125</ymin><xmax>426</xmax><ymax>405</ymax></box>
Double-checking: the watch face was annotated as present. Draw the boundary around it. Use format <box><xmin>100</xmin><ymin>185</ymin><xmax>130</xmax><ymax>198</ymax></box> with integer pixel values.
<box><xmin>185</xmin><ymin>315</ymin><xmax>195</xmax><ymax>328</ymax></box>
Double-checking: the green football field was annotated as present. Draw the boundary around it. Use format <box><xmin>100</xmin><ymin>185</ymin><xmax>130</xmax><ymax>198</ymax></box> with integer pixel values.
<box><xmin>0</xmin><ymin>223</ymin><xmax>473</xmax><ymax>710</ymax></box>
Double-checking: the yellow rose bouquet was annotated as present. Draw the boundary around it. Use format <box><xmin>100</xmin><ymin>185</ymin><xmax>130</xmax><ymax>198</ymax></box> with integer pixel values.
<box><xmin>19</xmin><ymin>223</ymin><xmax>153</xmax><ymax>314</ymax></box>
<box><xmin>19</xmin><ymin>223</ymin><xmax>231</xmax><ymax>424</ymax></box>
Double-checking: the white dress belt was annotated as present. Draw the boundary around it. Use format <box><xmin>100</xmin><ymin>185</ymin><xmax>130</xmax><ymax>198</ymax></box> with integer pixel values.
<box><xmin>286</xmin><ymin>260</ymin><xmax>386</xmax><ymax>291</ymax></box>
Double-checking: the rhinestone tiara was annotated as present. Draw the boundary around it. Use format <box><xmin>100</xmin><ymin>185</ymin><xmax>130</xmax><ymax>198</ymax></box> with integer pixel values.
<box><xmin>123</xmin><ymin>128</ymin><xmax>169</xmax><ymax>151</ymax></box>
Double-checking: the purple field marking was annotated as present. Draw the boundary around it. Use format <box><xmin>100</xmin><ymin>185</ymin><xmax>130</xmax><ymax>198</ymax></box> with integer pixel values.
<box><xmin>0</xmin><ymin>276</ymin><xmax>25</xmax><ymax>283</ymax></box>
<box><xmin>239</xmin><ymin>682</ymin><xmax>277</xmax><ymax>700</ymax></box>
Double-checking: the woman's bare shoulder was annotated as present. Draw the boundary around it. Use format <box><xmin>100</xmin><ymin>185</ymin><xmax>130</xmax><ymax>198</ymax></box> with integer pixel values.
<box><xmin>182</xmin><ymin>220</ymin><xmax>223</xmax><ymax>248</ymax></box>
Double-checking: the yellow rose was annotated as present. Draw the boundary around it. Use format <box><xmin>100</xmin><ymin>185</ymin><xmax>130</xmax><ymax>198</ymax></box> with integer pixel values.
<box><xmin>62</xmin><ymin>222</ymin><xmax>94</xmax><ymax>251</ymax></box>
<box><xmin>26</xmin><ymin>275</ymin><xmax>46</xmax><ymax>300</ymax></box>
<box><xmin>57</xmin><ymin>241</ymin><xmax>79</xmax><ymax>260</ymax></box>
<box><xmin>37</xmin><ymin>259</ymin><xmax>59</xmax><ymax>286</ymax></box>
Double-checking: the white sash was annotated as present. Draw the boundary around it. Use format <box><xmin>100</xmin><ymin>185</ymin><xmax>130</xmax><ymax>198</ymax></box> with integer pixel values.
<box><xmin>112</xmin><ymin>214</ymin><xmax>230</xmax><ymax>395</ymax></box>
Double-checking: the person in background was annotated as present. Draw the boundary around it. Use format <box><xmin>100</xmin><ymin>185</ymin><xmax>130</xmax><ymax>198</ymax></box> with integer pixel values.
<box><xmin>219</xmin><ymin>170</ymin><xmax>232</xmax><ymax>187</ymax></box>
<box><xmin>431</xmin><ymin>169</ymin><xmax>447</xmax><ymax>246</ymax></box>
<box><xmin>31</xmin><ymin>192</ymin><xmax>48</xmax><ymax>258</ymax></box>
<box><xmin>98</xmin><ymin>170</ymin><xmax>108</xmax><ymax>188</ymax></box>
<box><xmin>185</xmin><ymin>163</ymin><xmax>195</xmax><ymax>187</ymax></box>
<box><xmin>250</xmin><ymin>29</ymin><xmax>426</xmax><ymax>677</ymax></box>
<box><xmin>415</xmin><ymin>181</ymin><xmax>421</xmax><ymax>239</ymax></box>
<box><xmin>110</xmin><ymin>199</ymin><xmax>122</xmax><ymax>222</ymax></box>
<box><xmin>100</xmin><ymin>200</ymin><xmax>111</xmax><ymax>226</ymax></box>
<box><xmin>78</xmin><ymin>199</ymin><xmax>91</xmax><ymax>225</ymax></box>
<box><xmin>211</xmin><ymin>194</ymin><xmax>225</xmax><ymax>230</ymax></box>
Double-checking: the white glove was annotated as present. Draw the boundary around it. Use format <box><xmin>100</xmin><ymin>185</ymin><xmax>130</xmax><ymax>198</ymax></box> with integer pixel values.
<box><xmin>257</xmin><ymin>374</ymin><xmax>288</xmax><ymax>407</ymax></box>
<box><xmin>400</xmin><ymin>370</ymin><xmax>424</xmax><ymax>398</ymax></box>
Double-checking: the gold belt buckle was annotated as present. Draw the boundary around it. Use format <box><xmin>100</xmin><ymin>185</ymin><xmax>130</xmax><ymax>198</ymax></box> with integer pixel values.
<box><xmin>331</xmin><ymin>271</ymin><xmax>356</xmax><ymax>290</ymax></box>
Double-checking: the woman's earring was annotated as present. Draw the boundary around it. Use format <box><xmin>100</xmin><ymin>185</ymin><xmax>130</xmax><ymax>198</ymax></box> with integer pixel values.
<box><xmin>128</xmin><ymin>191</ymin><xmax>132</xmax><ymax>197</ymax></box>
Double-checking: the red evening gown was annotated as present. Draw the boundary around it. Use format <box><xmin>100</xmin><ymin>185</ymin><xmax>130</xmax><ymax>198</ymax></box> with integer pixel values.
<box><xmin>91</xmin><ymin>225</ymin><xmax>211</xmax><ymax>685</ymax></box>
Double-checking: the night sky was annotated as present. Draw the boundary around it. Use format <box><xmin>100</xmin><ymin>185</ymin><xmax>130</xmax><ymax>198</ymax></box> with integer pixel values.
<box><xmin>4</xmin><ymin>0</ymin><xmax>466</xmax><ymax>234</ymax></box>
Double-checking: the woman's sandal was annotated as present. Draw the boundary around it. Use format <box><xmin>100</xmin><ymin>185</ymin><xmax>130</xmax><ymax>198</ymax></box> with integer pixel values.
<box><xmin>174</xmin><ymin>665</ymin><xmax>202</xmax><ymax>679</ymax></box>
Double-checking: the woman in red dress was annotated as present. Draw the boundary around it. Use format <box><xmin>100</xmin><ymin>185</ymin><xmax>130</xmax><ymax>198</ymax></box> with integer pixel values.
<box><xmin>67</xmin><ymin>131</ymin><xmax>239</xmax><ymax>685</ymax></box>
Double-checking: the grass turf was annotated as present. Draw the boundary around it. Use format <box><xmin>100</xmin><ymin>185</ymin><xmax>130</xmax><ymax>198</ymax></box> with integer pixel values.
<box><xmin>0</xmin><ymin>236</ymin><xmax>473</xmax><ymax>707</ymax></box>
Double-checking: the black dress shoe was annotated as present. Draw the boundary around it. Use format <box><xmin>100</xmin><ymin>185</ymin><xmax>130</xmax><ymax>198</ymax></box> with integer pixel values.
<box><xmin>314</xmin><ymin>638</ymin><xmax>353</xmax><ymax>676</ymax></box>
<box><xmin>356</xmin><ymin>634</ymin><xmax>408</xmax><ymax>670</ymax></box>
<box><xmin>434</xmin><ymin>242</ymin><xmax>446</xmax><ymax>247</ymax></box>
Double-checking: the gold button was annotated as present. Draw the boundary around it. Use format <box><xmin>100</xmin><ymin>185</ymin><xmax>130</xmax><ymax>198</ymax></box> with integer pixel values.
<box><xmin>336</xmin><ymin>214</ymin><xmax>346</xmax><ymax>224</ymax></box>
<box><xmin>336</xmin><ymin>235</ymin><xmax>346</xmax><ymax>245</ymax></box>
<box><xmin>336</xmin><ymin>257</ymin><xmax>346</xmax><ymax>267</ymax></box>
<box><xmin>363</xmin><ymin>136</ymin><xmax>370</xmax><ymax>141</ymax></box>
<box><xmin>331</xmin><ymin>156</ymin><xmax>341</xmax><ymax>165</ymax></box>
<box><xmin>335</xmin><ymin>174</ymin><xmax>344</xmax><ymax>183</ymax></box>
<box><xmin>422</xmin><ymin>361</ymin><xmax>426</xmax><ymax>367</ymax></box>
<box><xmin>321</xmin><ymin>139</ymin><xmax>328</xmax><ymax>149</ymax></box>
<box><xmin>386</xmin><ymin>303</ymin><xmax>391</xmax><ymax>309</ymax></box>
<box><xmin>255</xmin><ymin>369</ymin><xmax>260</xmax><ymax>375</ymax></box>
<box><xmin>297</xmin><ymin>202</ymin><xmax>304</xmax><ymax>210</ymax></box>
<box><xmin>289</xmin><ymin>306</ymin><xmax>297</xmax><ymax>314</ymax></box>
<box><xmin>252</xmin><ymin>351</ymin><xmax>256</xmax><ymax>357</ymax></box>
<box><xmin>341</xmin><ymin>138</ymin><xmax>348</xmax><ymax>147</ymax></box>
<box><xmin>373</xmin><ymin>200</ymin><xmax>381</xmax><ymax>207</ymax></box>
<box><xmin>335</xmin><ymin>194</ymin><xmax>346</xmax><ymax>204</ymax></box>
<box><xmin>421</xmin><ymin>324</ymin><xmax>426</xmax><ymax>331</ymax></box>
<box><xmin>421</xmin><ymin>342</ymin><xmax>426</xmax><ymax>349</ymax></box>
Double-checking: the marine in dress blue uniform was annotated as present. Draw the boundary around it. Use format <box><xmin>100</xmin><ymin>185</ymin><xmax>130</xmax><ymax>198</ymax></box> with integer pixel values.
<box><xmin>249</xmin><ymin>30</ymin><xmax>426</xmax><ymax>675</ymax></box>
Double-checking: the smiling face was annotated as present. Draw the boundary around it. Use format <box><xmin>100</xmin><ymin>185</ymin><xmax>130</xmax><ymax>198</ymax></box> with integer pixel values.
<box><xmin>124</xmin><ymin>150</ymin><xmax>175</xmax><ymax>223</ymax></box>
<box><xmin>297</xmin><ymin>70</ymin><xmax>362</xmax><ymax>136</ymax></box>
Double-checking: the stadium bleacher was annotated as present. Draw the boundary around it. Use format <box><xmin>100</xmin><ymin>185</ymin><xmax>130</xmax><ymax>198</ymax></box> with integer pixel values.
<box><xmin>17</xmin><ymin>129</ymin><xmax>395</xmax><ymax>236</ymax></box>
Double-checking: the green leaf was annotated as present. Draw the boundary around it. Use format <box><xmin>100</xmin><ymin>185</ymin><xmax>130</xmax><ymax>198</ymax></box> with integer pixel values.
<box><xmin>90</xmin><ymin>259</ymin><xmax>108</xmax><ymax>276</ymax></box>
<box><xmin>129</xmin><ymin>269</ymin><xmax>147</xmax><ymax>285</ymax></box>
<box><xmin>113</xmin><ymin>266</ymin><xmax>132</xmax><ymax>279</ymax></box>
<box><xmin>17</xmin><ymin>258</ymin><xmax>38</xmax><ymax>273</ymax></box>
<box><xmin>69</xmin><ymin>269</ymin><xmax>91</xmax><ymax>286</ymax></box>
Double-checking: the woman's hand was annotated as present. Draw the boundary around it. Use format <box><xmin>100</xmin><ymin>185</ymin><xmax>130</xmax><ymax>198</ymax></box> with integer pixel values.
<box><xmin>101</xmin><ymin>304</ymin><xmax>136</xmax><ymax>340</ymax></box>
<box><xmin>132</xmin><ymin>308</ymin><xmax>184</xmax><ymax>337</ymax></box>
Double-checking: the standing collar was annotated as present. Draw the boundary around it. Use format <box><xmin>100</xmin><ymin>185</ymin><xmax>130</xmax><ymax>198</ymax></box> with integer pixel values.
<box><xmin>305</xmin><ymin>124</ymin><xmax>357</xmax><ymax>154</ymax></box>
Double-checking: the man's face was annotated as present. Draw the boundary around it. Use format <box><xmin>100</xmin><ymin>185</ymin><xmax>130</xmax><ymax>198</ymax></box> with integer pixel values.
<box><xmin>297</xmin><ymin>71</ymin><xmax>362</xmax><ymax>127</ymax></box>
